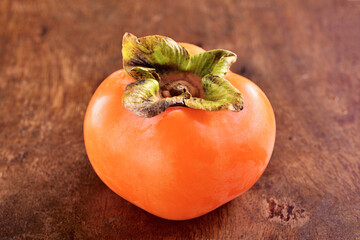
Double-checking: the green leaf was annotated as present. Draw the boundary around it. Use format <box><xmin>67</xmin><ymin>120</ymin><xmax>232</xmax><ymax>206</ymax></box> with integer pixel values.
<box><xmin>122</xmin><ymin>33</ymin><xmax>190</xmax><ymax>76</ymax></box>
<box><xmin>123</xmin><ymin>79</ymin><xmax>191</xmax><ymax>117</ymax></box>
<box><xmin>184</xmin><ymin>74</ymin><xmax>243</xmax><ymax>111</ymax></box>
<box><xmin>187</xmin><ymin>50</ymin><xmax>237</xmax><ymax>77</ymax></box>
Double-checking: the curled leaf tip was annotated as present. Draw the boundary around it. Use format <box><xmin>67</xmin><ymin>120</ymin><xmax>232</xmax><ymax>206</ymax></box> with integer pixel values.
<box><xmin>122</xmin><ymin>32</ymin><xmax>137</xmax><ymax>42</ymax></box>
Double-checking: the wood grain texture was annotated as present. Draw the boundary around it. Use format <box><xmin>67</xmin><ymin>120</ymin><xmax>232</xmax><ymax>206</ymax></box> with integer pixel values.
<box><xmin>0</xmin><ymin>0</ymin><xmax>359</xmax><ymax>239</ymax></box>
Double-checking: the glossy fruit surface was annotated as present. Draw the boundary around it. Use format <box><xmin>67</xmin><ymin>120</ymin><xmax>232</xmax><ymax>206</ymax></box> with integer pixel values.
<box><xmin>84</xmin><ymin>43</ymin><xmax>276</xmax><ymax>220</ymax></box>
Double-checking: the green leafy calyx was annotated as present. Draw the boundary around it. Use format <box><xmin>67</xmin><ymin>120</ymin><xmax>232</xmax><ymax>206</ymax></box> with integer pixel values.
<box><xmin>122</xmin><ymin>33</ymin><xmax>244</xmax><ymax>117</ymax></box>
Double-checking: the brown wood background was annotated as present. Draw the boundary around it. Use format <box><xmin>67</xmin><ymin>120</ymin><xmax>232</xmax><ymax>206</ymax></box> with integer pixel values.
<box><xmin>1</xmin><ymin>0</ymin><xmax>359</xmax><ymax>239</ymax></box>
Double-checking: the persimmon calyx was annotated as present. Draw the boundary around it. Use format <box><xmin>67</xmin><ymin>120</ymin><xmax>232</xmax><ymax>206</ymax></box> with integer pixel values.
<box><xmin>122</xmin><ymin>33</ymin><xmax>244</xmax><ymax>117</ymax></box>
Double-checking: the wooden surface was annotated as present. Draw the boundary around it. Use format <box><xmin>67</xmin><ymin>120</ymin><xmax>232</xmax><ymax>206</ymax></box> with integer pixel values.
<box><xmin>0</xmin><ymin>0</ymin><xmax>359</xmax><ymax>239</ymax></box>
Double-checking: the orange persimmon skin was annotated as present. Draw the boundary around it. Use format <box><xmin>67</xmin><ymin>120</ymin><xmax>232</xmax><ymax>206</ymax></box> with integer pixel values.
<box><xmin>84</xmin><ymin>43</ymin><xmax>276</xmax><ymax>220</ymax></box>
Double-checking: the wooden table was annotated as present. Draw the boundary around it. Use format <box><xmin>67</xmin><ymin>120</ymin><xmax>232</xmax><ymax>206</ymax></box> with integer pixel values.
<box><xmin>1</xmin><ymin>0</ymin><xmax>359</xmax><ymax>239</ymax></box>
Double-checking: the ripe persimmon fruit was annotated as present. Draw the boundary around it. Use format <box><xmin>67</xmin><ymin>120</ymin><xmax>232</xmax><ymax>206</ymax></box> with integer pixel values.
<box><xmin>84</xmin><ymin>33</ymin><xmax>276</xmax><ymax>220</ymax></box>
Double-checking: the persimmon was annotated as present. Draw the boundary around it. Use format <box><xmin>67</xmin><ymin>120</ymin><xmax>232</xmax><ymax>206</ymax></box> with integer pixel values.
<box><xmin>84</xmin><ymin>33</ymin><xmax>276</xmax><ymax>220</ymax></box>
